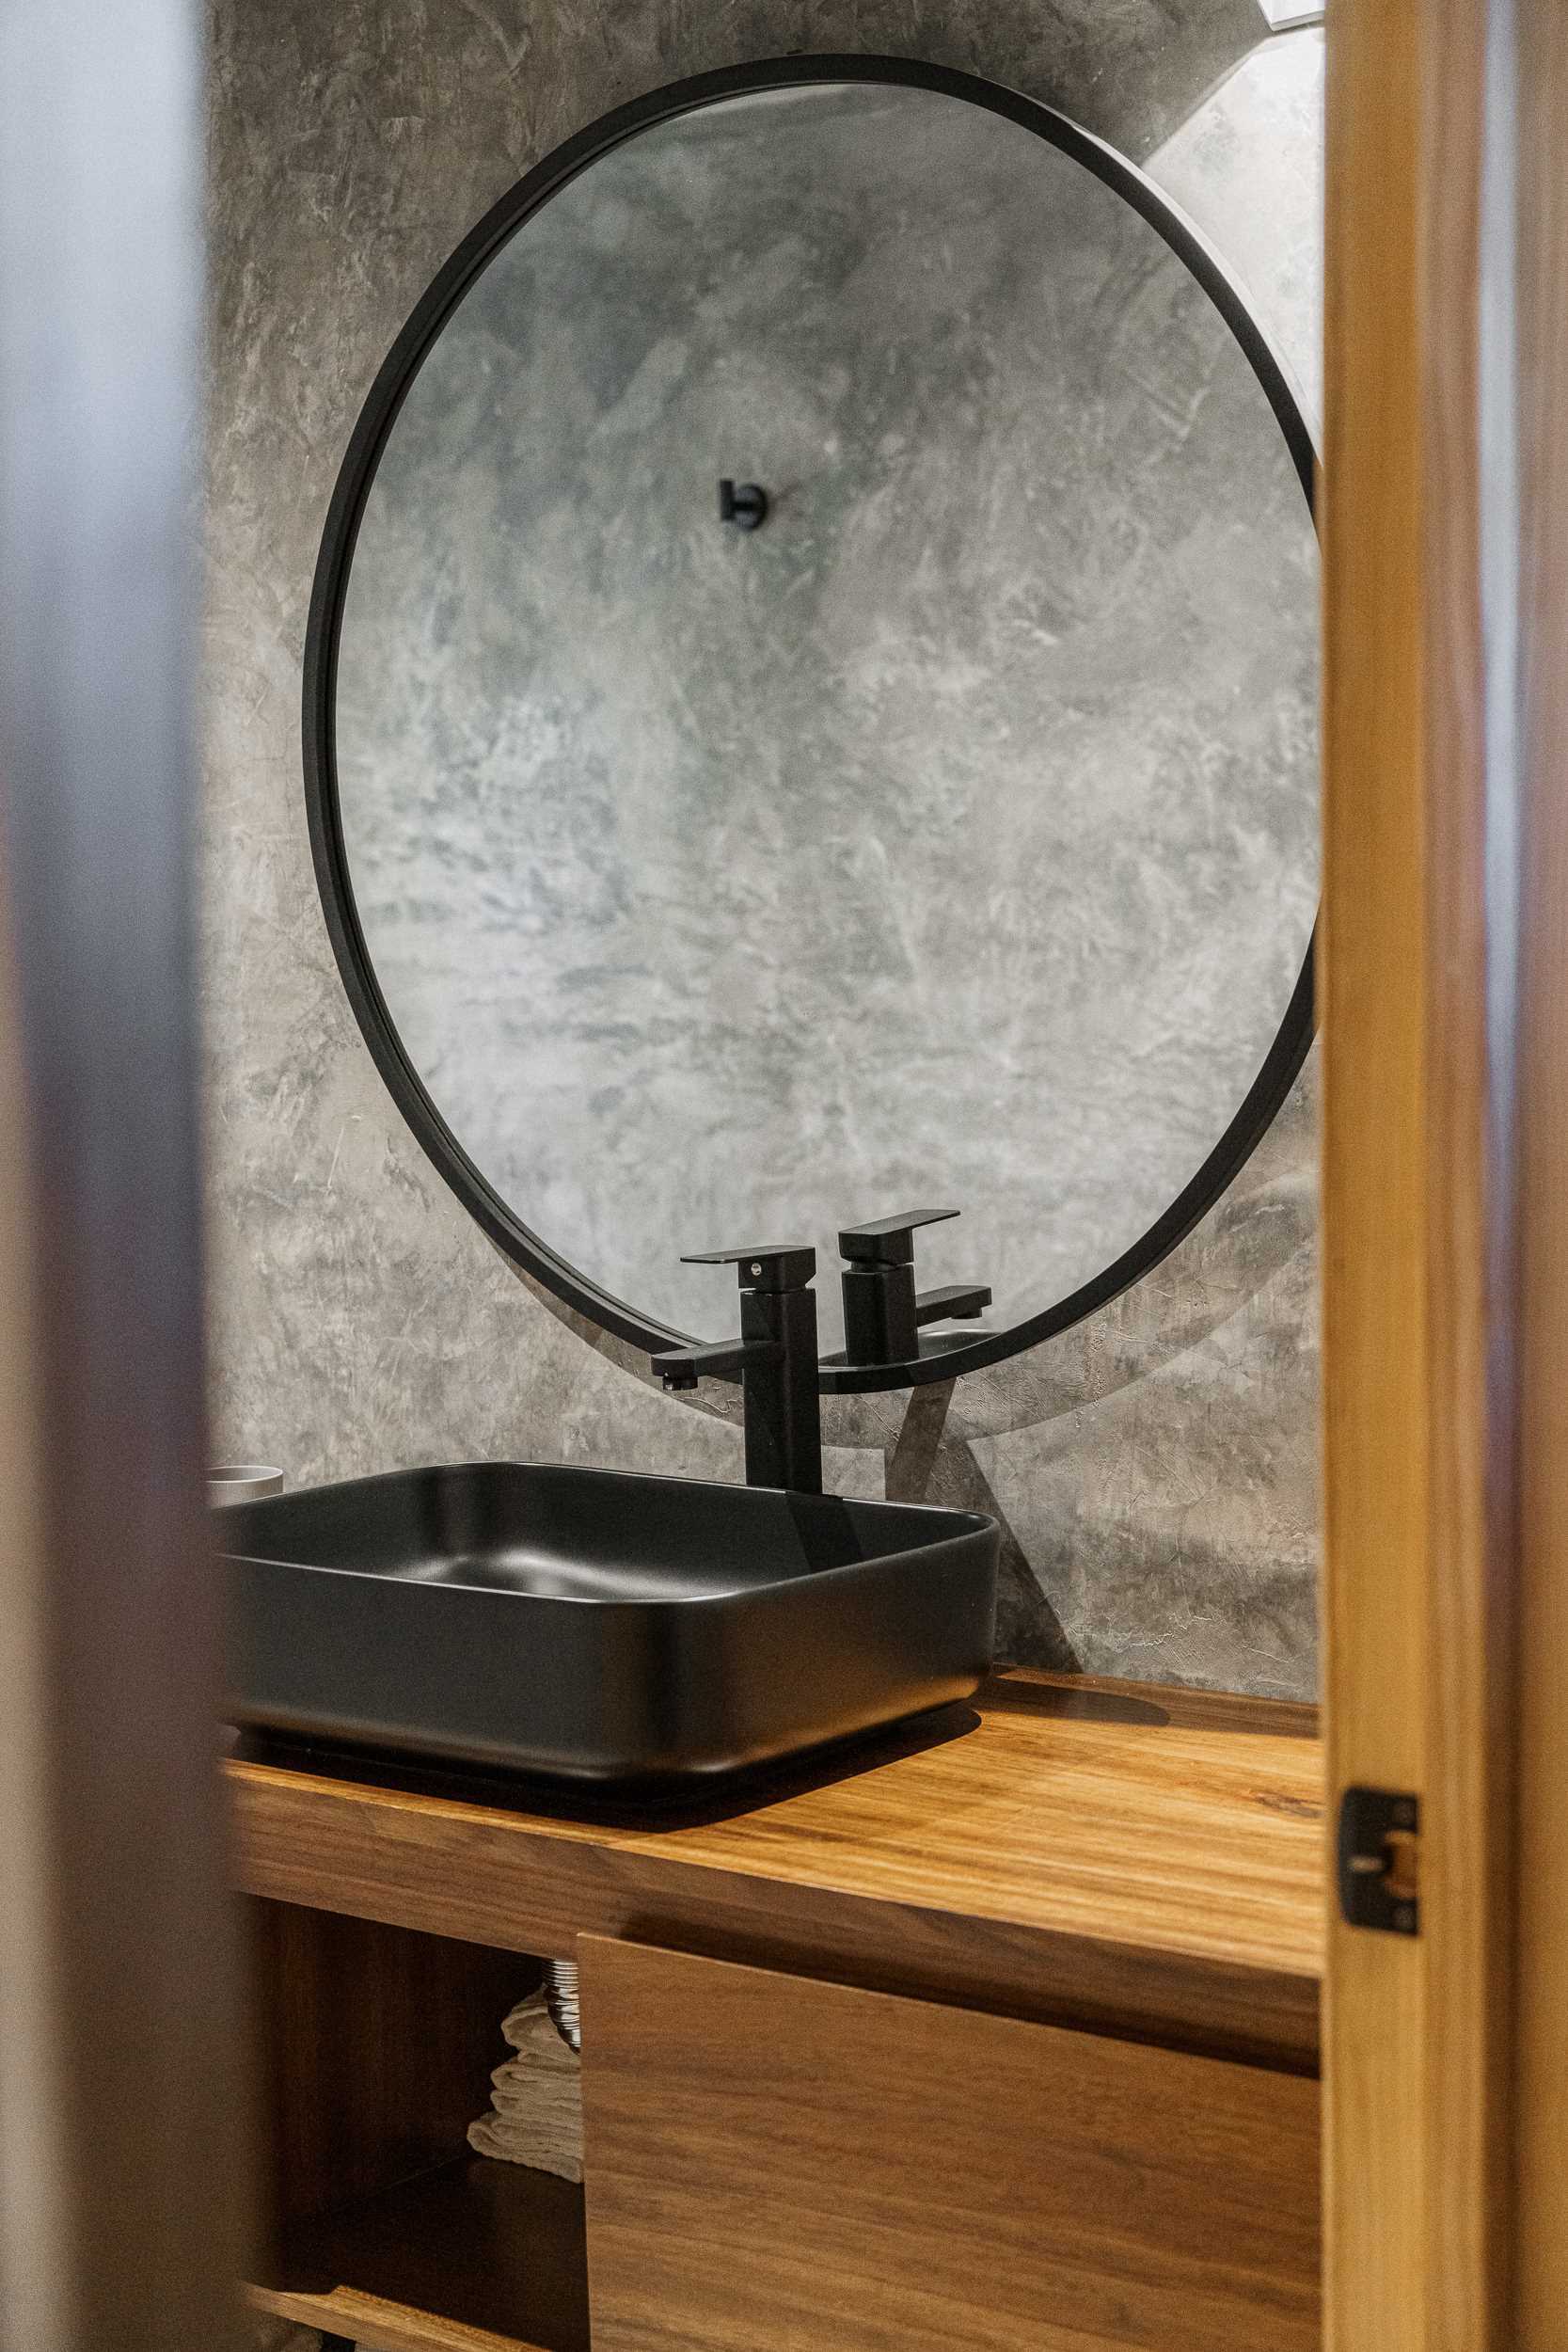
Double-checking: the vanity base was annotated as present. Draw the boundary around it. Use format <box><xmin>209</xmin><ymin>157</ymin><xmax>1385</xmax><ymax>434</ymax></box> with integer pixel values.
<box><xmin>239</xmin><ymin>1671</ymin><xmax>1325</xmax><ymax>2352</ymax></box>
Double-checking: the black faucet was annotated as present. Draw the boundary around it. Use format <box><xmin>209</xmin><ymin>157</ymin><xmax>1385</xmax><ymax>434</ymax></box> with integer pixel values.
<box><xmin>838</xmin><ymin>1208</ymin><xmax>991</xmax><ymax>1368</ymax></box>
<box><xmin>651</xmin><ymin>1245</ymin><xmax>824</xmax><ymax>1495</ymax></box>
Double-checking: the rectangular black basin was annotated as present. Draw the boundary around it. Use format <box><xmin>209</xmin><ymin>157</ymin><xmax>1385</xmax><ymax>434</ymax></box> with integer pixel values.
<box><xmin>223</xmin><ymin>1461</ymin><xmax>998</xmax><ymax>1787</ymax></box>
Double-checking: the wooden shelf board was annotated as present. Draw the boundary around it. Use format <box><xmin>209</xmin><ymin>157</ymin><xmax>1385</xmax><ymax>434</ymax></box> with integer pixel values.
<box><xmin>248</xmin><ymin>2156</ymin><xmax>588</xmax><ymax>2352</ymax></box>
<box><xmin>248</xmin><ymin>2282</ymin><xmax>529</xmax><ymax>2352</ymax></box>
<box><xmin>231</xmin><ymin>1668</ymin><xmax>1325</xmax><ymax>2068</ymax></box>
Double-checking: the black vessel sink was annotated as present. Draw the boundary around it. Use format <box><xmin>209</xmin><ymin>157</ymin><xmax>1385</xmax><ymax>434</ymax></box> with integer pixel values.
<box><xmin>223</xmin><ymin>1462</ymin><xmax>998</xmax><ymax>1787</ymax></box>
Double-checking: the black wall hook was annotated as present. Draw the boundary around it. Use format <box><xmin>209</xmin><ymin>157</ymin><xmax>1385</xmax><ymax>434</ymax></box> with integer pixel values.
<box><xmin>718</xmin><ymin>478</ymin><xmax>768</xmax><ymax>531</ymax></box>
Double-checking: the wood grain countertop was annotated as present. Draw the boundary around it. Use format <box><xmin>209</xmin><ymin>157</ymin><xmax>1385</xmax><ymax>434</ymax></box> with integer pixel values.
<box><xmin>229</xmin><ymin>1669</ymin><xmax>1325</xmax><ymax>2072</ymax></box>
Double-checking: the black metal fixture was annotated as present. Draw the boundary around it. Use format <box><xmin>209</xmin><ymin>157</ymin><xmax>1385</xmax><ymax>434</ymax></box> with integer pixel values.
<box><xmin>651</xmin><ymin>1246</ymin><xmax>824</xmax><ymax>1493</ymax></box>
<box><xmin>1337</xmin><ymin>1786</ymin><xmax>1421</xmax><ymax>1936</ymax></box>
<box><xmin>302</xmin><ymin>52</ymin><xmax>1320</xmax><ymax>1394</ymax></box>
<box><xmin>718</xmin><ymin>477</ymin><xmax>768</xmax><ymax>530</ymax></box>
<box><xmin>839</xmin><ymin>1208</ymin><xmax>991</xmax><ymax>1368</ymax></box>
<box><xmin>225</xmin><ymin>1460</ymin><xmax>999</xmax><ymax>1783</ymax></box>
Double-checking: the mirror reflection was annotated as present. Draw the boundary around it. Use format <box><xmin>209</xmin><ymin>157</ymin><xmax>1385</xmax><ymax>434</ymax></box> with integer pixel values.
<box><xmin>333</xmin><ymin>78</ymin><xmax>1318</xmax><ymax>1359</ymax></box>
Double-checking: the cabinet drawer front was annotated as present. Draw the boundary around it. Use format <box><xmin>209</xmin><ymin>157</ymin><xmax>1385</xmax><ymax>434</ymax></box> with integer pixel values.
<box><xmin>581</xmin><ymin>1936</ymin><xmax>1319</xmax><ymax>2352</ymax></box>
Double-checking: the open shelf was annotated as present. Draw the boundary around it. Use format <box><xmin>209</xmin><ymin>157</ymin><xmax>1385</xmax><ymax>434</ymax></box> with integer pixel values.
<box><xmin>248</xmin><ymin>2154</ymin><xmax>589</xmax><ymax>2352</ymax></box>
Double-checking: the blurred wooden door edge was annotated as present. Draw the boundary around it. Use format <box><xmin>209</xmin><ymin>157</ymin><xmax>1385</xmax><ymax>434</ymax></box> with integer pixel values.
<box><xmin>1323</xmin><ymin>0</ymin><xmax>1567</xmax><ymax>2345</ymax></box>
<box><xmin>0</xmin><ymin>6</ymin><xmax>252</xmax><ymax>2349</ymax></box>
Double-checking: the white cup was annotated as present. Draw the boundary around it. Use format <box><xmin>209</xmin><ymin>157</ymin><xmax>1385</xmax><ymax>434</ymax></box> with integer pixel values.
<box><xmin>208</xmin><ymin>1464</ymin><xmax>284</xmax><ymax>1508</ymax></box>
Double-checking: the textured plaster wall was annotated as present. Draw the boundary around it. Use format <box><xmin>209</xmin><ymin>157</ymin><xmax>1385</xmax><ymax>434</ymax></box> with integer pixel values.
<box><xmin>204</xmin><ymin>1</ymin><xmax>1325</xmax><ymax>1699</ymax></box>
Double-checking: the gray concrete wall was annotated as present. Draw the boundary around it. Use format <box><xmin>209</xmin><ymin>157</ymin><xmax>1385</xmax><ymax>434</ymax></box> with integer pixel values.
<box><xmin>204</xmin><ymin>1</ymin><xmax>1325</xmax><ymax>1699</ymax></box>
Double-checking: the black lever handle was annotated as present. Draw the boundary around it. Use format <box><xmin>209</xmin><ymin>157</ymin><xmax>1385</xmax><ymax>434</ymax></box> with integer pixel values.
<box><xmin>838</xmin><ymin>1210</ymin><xmax>989</xmax><ymax>1366</ymax></box>
<box><xmin>837</xmin><ymin>1207</ymin><xmax>958</xmax><ymax>1267</ymax></box>
<box><xmin>718</xmin><ymin>478</ymin><xmax>768</xmax><ymax>531</ymax></box>
<box><xmin>682</xmin><ymin>1243</ymin><xmax>816</xmax><ymax>1293</ymax></box>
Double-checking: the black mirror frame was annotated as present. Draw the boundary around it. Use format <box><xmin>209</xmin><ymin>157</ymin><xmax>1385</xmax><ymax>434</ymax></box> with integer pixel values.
<box><xmin>303</xmin><ymin>51</ymin><xmax>1319</xmax><ymax>1398</ymax></box>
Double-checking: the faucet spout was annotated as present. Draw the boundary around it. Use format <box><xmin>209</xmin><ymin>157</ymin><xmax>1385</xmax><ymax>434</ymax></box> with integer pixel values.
<box><xmin>653</xmin><ymin>1335</ymin><xmax>783</xmax><ymax>1391</ymax></box>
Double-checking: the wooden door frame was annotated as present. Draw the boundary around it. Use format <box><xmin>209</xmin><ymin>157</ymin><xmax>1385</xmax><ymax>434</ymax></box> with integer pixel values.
<box><xmin>1323</xmin><ymin>0</ymin><xmax>1565</xmax><ymax>2343</ymax></box>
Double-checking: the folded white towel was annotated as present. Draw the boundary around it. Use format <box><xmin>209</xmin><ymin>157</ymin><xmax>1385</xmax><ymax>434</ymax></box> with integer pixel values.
<box><xmin>467</xmin><ymin>1989</ymin><xmax>583</xmax><ymax>2184</ymax></box>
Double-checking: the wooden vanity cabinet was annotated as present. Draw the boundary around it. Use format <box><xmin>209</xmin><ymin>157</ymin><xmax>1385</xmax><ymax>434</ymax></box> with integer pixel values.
<box><xmin>579</xmin><ymin>1935</ymin><xmax>1321</xmax><ymax>2352</ymax></box>
<box><xmin>233</xmin><ymin>1672</ymin><xmax>1324</xmax><ymax>2350</ymax></box>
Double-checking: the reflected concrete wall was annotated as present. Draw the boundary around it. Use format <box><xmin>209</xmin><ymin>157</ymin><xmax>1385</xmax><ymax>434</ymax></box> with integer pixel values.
<box><xmin>204</xmin><ymin>0</ymin><xmax>1326</xmax><ymax>1699</ymax></box>
<box><xmin>336</xmin><ymin>80</ymin><xmax>1318</xmax><ymax>1353</ymax></box>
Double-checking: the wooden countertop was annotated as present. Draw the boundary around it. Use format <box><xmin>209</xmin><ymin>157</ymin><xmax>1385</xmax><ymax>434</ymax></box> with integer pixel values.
<box><xmin>230</xmin><ymin>1669</ymin><xmax>1325</xmax><ymax>2071</ymax></box>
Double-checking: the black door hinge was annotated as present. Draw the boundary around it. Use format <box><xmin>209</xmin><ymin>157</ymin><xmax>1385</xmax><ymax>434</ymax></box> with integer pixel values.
<box><xmin>1337</xmin><ymin>1786</ymin><xmax>1420</xmax><ymax>1935</ymax></box>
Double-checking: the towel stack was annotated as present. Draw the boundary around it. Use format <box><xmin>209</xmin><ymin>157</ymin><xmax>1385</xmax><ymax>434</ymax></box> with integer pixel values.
<box><xmin>466</xmin><ymin>1988</ymin><xmax>584</xmax><ymax>2182</ymax></box>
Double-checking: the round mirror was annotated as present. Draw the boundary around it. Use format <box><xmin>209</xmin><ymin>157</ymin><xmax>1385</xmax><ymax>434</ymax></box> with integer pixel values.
<box><xmin>311</xmin><ymin>57</ymin><xmax>1318</xmax><ymax>1391</ymax></box>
